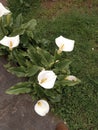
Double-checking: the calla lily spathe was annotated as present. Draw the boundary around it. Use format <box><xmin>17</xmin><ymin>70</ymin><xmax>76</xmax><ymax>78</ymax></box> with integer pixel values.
<box><xmin>65</xmin><ymin>75</ymin><xmax>77</xmax><ymax>81</ymax></box>
<box><xmin>0</xmin><ymin>35</ymin><xmax>20</xmax><ymax>50</ymax></box>
<box><xmin>0</xmin><ymin>3</ymin><xmax>10</xmax><ymax>17</ymax></box>
<box><xmin>38</xmin><ymin>70</ymin><xmax>57</xmax><ymax>89</ymax></box>
<box><xmin>34</xmin><ymin>99</ymin><xmax>50</xmax><ymax>116</ymax></box>
<box><xmin>55</xmin><ymin>36</ymin><xmax>75</xmax><ymax>53</ymax></box>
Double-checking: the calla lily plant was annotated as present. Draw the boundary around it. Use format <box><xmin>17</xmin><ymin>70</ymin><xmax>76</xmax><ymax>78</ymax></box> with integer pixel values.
<box><xmin>0</xmin><ymin>3</ymin><xmax>81</xmax><ymax>117</ymax></box>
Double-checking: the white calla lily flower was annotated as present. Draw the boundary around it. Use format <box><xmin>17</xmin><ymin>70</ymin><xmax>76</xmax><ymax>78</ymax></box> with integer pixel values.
<box><xmin>0</xmin><ymin>3</ymin><xmax>10</xmax><ymax>17</ymax></box>
<box><xmin>65</xmin><ymin>75</ymin><xmax>77</xmax><ymax>81</ymax></box>
<box><xmin>0</xmin><ymin>35</ymin><xmax>20</xmax><ymax>50</ymax></box>
<box><xmin>34</xmin><ymin>100</ymin><xmax>50</xmax><ymax>116</ymax></box>
<box><xmin>55</xmin><ymin>36</ymin><xmax>75</xmax><ymax>53</ymax></box>
<box><xmin>38</xmin><ymin>70</ymin><xmax>57</xmax><ymax>89</ymax></box>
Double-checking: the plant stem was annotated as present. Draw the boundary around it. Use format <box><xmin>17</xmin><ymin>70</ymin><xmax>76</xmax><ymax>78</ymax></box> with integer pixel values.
<box><xmin>0</xmin><ymin>18</ymin><xmax>6</xmax><ymax>35</ymax></box>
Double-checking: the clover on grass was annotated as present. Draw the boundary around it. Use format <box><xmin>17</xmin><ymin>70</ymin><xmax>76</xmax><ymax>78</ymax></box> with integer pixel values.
<box><xmin>34</xmin><ymin>99</ymin><xmax>50</xmax><ymax>116</ymax></box>
<box><xmin>0</xmin><ymin>35</ymin><xmax>20</xmax><ymax>50</ymax></box>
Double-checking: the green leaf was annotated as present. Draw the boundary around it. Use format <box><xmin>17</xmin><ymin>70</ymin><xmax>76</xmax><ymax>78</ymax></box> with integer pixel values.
<box><xmin>15</xmin><ymin>13</ymin><xmax>23</xmax><ymax>27</ymax></box>
<box><xmin>6</xmin><ymin>82</ymin><xmax>32</xmax><ymax>95</ymax></box>
<box><xmin>49</xmin><ymin>94</ymin><xmax>61</xmax><ymax>103</ymax></box>
<box><xmin>20</xmin><ymin>0</ymin><xmax>23</xmax><ymax>4</ymax></box>
<box><xmin>7</xmin><ymin>66</ymin><xmax>26</xmax><ymax>77</ymax></box>
<box><xmin>0</xmin><ymin>45</ymin><xmax>9</xmax><ymax>56</ymax></box>
<box><xmin>36</xmin><ymin>47</ymin><xmax>54</xmax><ymax>68</ymax></box>
<box><xmin>63</xmin><ymin>78</ymin><xmax>81</xmax><ymax>86</ymax></box>
<box><xmin>26</xmin><ymin>30</ymin><xmax>34</xmax><ymax>39</ymax></box>
<box><xmin>44</xmin><ymin>89</ymin><xmax>61</xmax><ymax>103</ymax></box>
<box><xmin>11</xmin><ymin>18</ymin><xmax>36</xmax><ymax>36</ymax></box>
<box><xmin>21</xmin><ymin>19</ymin><xmax>37</xmax><ymax>31</ymax></box>
<box><xmin>0</xmin><ymin>31</ymin><xmax>4</xmax><ymax>39</ymax></box>
<box><xmin>55</xmin><ymin>59</ymin><xmax>71</xmax><ymax>69</ymax></box>
<box><xmin>27</xmin><ymin>47</ymin><xmax>42</xmax><ymax>66</ymax></box>
<box><xmin>12</xmin><ymin>50</ymin><xmax>27</xmax><ymax>66</ymax></box>
<box><xmin>11</xmin><ymin>27</ymin><xmax>25</xmax><ymax>36</ymax></box>
<box><xmin>54</xmin><ymin>59</ymin><xmax>71</xmax><ymax>74</ymax></box>
<box><xmin>26</xmin><ymin>65</ymin><xmax>42</xmax><ymax>77</ymax></box>
<box><xmin>57</xmin><ymin>75</ymin><xmax>81</xmax><ymax>87</ymax></box>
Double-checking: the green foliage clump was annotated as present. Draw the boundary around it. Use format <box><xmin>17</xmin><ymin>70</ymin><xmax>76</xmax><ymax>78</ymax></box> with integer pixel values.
<box><xmin>0</xmin><ymin>13</ymin><xmax>80</xmax><ymax>105</ymax></box>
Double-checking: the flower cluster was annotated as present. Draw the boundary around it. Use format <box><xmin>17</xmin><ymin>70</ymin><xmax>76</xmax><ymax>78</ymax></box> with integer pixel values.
<box><xmin>0</xmin><ymin>3</ymin><xmax>80</xmax><ymax>117</ymax></box>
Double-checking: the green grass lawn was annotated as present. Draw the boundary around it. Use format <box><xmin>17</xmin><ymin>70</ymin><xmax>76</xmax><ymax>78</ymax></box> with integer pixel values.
<box><xmin>8</xmin><ymin>0</ymin><xmax>98</xmax><ymax>129</ymax></box>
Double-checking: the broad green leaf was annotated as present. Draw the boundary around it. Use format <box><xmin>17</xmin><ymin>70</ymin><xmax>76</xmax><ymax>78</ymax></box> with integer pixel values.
<box><xmin>0</xmin><ymin>45</ymin><xmax>9</xmax><ymax>56</ymax></box>
<box><xmin>21</xmin><ymin>19</ymin><xmax>37</xmax><ymax>31</ymax></box>
<box><xmin>15</xmin><ymin>13</ymin><xmax>23</xmax><ymax>27</ymax></box>
<box><xmin>26</xmin><ymin>65</ymin><xmax>42</xmax><ymax>77</ymax></box>
<box><xmin>36</xmin><ymin>47</ymin><xmax>54</xmax><ymax>68</ymax></box>
<box><xmin>0</xmin><ymin>32</ymin><xmax>4</xmax><ymax>39</ymax></box>
<box><xmin>4</xmin><ymin>62</ymin><xmax>11</xmax><ymax>68</ymax></box>
<box><xmin>6</xmin><ymin>82</ymin><xmax>32</xmax><ymax>95</ymax></box>
<box><xmin>0</xmin><ymin>14</ymin><xmax>13</xmax><ymax>36</ymax></box>
<box><xmin>1</xmin><ymin>15</ymin><xmax>8</xmax><ymax>27</ymax></box>
<box><xmin>11</xmin><ymin>27</ymin><xmax>25</xmax><ymax>36</ymax></box>
<box><xmin>27</xmin><ymin>47</ymin><xmax>42</xmax><ymax>66</ymax></box>
<box><xmin>33</xmin><ymin>85</ymin><xmax>45</xmax><ymax>98</ymax></box>
<box><xmin>26</xmin><ymin>30</ymin><xmax>34</xmax><ymax>39</ymax></box>
<box><xmin>44</xmin><ymin>89</ymin><xmax>61</xmax><ymax>103</ymax></box>
<box><xmin>62</xmin><ymin>78</ymin><xmax>81</xmax><ymax>86</ymax></box>
<box><xmin>54</xmin><ymin>59</ymin><xmax>71</xmax><ymax>74</ymax></box>
<box><xmin>57</xmin><ymin>75</ymin><xmax>81</xmax><ymax>87</ymax></box>
<box><xmin>11</xmin><ymin>18</ymin><xmax>36</xmax><ymax>36</ymax></box>
<box><xmin>49</xmin><ymin>94</ymin><xmax>61</xmax><ymax>103</ymax></box>
<box><xmin>55</xmin><ymin>59</ymin><xmax>71</xmax><ymax>69</ymax></box>
<box><xmin>20</xmin><ymin>0</ymin><xmax>23</xmax><ymax>4</ymax></box>
<box><xmin>12</xmin><ymin>50</ymin><xmax>27</xmax><ymax>66</ymax></box>
<box><xmin>7</xmin><ymin>66</ymin><xmax>26</xmax><ymax>77</ymax></box>
<box><xmin>0</xmin><ymin>17</ymin><xmax>7</xmax><ymax>35</ymax></box>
